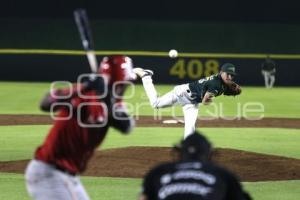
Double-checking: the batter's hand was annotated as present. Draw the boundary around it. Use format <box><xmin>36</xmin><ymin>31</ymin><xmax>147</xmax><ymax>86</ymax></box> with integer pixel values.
<box><xmin>83</xmin><ymin>74</ymin><xmax>105</xmax><ymax>94</ymax></box>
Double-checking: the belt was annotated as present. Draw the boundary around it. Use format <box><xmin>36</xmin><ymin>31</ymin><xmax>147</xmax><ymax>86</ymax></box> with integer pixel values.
<box><xmin>186</xmin><ymin>89</ymin><xmax>196</xmax><ymax>101</ymax></box>
<box><xmin>54</xmin><ymin>164</ymin><xmax>76</xmax><ymax>176</ymax></box>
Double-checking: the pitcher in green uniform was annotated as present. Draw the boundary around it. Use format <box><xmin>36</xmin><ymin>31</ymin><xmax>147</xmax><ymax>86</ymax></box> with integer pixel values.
<box><xmin>133</xmin><ymin>63</ymin><xmax>241</xmax><ymax>138</ymax></box>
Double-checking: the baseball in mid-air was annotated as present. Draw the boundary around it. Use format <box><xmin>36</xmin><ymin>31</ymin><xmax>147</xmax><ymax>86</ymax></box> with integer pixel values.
<box><xmin>168</xmin><ymin>49</ymin><xmax>178</xmax><ymax>58</ymax></box>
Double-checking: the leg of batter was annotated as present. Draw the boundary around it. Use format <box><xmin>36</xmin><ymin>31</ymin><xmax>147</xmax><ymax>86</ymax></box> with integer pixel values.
<box><xmin>25</xmin><ymin>160</ymin><xmax>90</xmax><ymax>200</ymax></box>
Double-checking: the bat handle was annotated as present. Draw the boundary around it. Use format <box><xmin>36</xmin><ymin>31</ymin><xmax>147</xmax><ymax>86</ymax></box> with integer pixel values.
<box><xmin>86</xmin><ymin>51</ymin><xmax>98</xmax><ymax>73</ymax></box>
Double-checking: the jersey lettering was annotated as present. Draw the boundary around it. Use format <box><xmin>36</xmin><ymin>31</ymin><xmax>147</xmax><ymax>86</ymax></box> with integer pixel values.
<box><xmin>158</xmin><ymin>183</ymin><xmax>212</xmax><ymax>199</ymax></box>
<box><xmin>173</xmin><ymin>170</ymin><xmax>216</xmax><ymax>184</ymax></box>
<box><xmin>198</xmin><ymin>75</ymin><xmax>215</xmax><ymax>84</ymax></box>
<box><xmin>176</xmin><ymin>162</ymin><xmax>202</xmax><ymax>169</ymax></box>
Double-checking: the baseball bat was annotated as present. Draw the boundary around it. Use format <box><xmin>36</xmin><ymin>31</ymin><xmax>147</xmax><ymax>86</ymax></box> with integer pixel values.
<box><xmin>74</xmin><ymin>8</ymin><xmax>98</xmax><ymax>73</ymax></box>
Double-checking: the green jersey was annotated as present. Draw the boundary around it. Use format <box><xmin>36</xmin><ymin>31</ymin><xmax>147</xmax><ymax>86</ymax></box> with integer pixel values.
<box><xmin>188</xmin><ymin>74</ymin><xmax>226</xmax><ymax>103</ymax></box>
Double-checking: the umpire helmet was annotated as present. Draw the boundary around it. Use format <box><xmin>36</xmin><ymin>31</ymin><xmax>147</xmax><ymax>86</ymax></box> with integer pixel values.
<box><xmin>99</xmin><ymin>55</ymin><xmax>136</xmax><ymax>85</ymax></box>
<box><xmin>178</xmin><ymin>131</ymin><xmax>212</xmax><ymax>160</ymax></box>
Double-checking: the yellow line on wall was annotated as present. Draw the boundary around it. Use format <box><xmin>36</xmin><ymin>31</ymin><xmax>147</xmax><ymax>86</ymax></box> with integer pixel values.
<box><xmin>1</xmin><ymin>49</ymin><xmax>300</xmax><ymax>59</ymax></box>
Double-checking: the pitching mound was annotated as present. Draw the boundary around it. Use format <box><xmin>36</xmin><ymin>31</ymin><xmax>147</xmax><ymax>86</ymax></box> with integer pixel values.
<box><xmin>1</xmin><ymin>147</ymin><xmax>300</xmax><ymax>182</ymax></box>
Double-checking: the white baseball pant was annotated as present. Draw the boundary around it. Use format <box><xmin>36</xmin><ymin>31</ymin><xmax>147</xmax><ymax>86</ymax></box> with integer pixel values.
<box><xmin>142</xmin><ymin>76</ymin><xmax>199</xmax><ymax>138</ymax></box>
<box><xmin>25</xmin><ymin>159</ymin><xmax>90</xmax><ymax>200</ymax></box>
<box><xmin>262</xmin><ymin>70</ymin><xmax>275</xmax><ymax>88</ymax></box>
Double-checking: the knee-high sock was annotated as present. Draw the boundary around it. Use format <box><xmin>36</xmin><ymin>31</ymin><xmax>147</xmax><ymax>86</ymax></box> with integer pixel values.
<box><xmin>263</xmin><ymin>73</ymin><xmax>269</xmax><ymax>88</ymax></box>
<box><xmin>182</xmin><ymin>104</ymin><xmax>199</xmax><ymax>139</ymax></box>
<box><xmin>270</xmin><ymin>75</ymin><xmax>275</xmax><ymax>88</ymax></box>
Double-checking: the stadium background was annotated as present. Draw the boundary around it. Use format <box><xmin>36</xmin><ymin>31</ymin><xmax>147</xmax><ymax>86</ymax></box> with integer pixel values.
<box><xmin>0</xmin><ymin>1</ymin><xmax>300</xmax><ymax>200</ymax></box>
<box><xmin>1</xmin><ymin>0</ymin><xmax>300</xmax><ymax>85</ymax></box>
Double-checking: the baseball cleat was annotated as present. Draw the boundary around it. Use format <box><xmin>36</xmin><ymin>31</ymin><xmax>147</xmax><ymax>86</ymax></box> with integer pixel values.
<box><xmin>133</xmin><ymin>68</ymin><xmax>154</xmax><ymax>78</ymax></box>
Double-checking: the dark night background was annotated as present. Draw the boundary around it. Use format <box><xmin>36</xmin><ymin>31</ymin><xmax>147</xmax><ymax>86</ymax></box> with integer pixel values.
<box><xmin>1</xmin><ymin>0</ymin><xmax>299</xmax><ymax>22</ymax></box>
<box><xmin>1</xmin><ymin>0</ymin><xmax>300</xmax><ymax>85</ymax></box>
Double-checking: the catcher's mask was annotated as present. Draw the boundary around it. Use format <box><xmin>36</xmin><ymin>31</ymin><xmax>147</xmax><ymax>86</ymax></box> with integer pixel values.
<box><xmin>175</xmin><ymin>131</ymin><xmax>212</xmax><ymax>160</ymax></box>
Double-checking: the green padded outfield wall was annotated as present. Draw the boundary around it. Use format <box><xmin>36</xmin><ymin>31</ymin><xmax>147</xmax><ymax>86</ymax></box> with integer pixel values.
<box><xmin>1</xmin><ymin>19</ymin><xmax>300</xmax><ymax>85</ymax></box>
<box><xmin>1</xmin><ymin>19</ymin><xmax>300</xmax><ymax>53</ymax></box>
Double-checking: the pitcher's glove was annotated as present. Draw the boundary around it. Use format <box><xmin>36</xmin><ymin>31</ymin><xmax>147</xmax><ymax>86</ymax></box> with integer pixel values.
<box><xmin>224</xmin><ymin>81</ymin><xmax>242</xmax><ymax>96</ymax></box>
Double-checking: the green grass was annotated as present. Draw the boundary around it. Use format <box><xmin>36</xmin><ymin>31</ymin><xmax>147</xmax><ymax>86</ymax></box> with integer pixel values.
<box><xmin>0</xmin><ymin>82</ymin><xmax>299</xmax><ymax>200</ymax></box>
<box><xmin>244</xmin><ymin>180</ymin><xmax>300</xmax><ymax>200</ymax></box>
<box><xmin>0</xmin><ymin>173</ymin><xmax>141</xmax><ymax>200</ymax></box>
<box><xmin>1</xmin><ymin>126</ymin><xmax>299</xmax><ymax>161</ymax></box>
<box><xmin>126</xmin><ymin>85</ymin><xmax>300</xmax><ymax>118</ymax></box>
<box><xmin>104</xmin><ymin>127</ymin><xmax>300</xmax><ymax>159</ymax></box>
<box><xmin>1</xmin><ymin>173</ymin><xmax>299</xmax><ymax>200</ymax></box>
<box><xmin>0</xmin><ymin>82</ymin><xmax>300</xmax><ymax>118</ymax></box>
<box><xmin>212</xmin><ymin>87</ymin><xmax>300</xmax><ymax>118</ymax></box>
<box><xmin>202</xmin><ymin>128</ymin><xmax>300</xmax><ymax>159</ymax></box>
<box><xmin>82</xmin><ymin>176</ymin><xmax>141</xmax><ymax>200</ymax></box>
<box><xmin>0</xmin><ymin>173</ymin><xmax>28</xmax><ymax>200</ymax></box>
<box><xmin>0</xmin><ymin>82</ymin><xmax>49</xmax><ymax>114</ymax></box>
<box><xmin>0</xmin><ymin>125</ymin><xmax>49</xmax><ymax>161</ymax></box>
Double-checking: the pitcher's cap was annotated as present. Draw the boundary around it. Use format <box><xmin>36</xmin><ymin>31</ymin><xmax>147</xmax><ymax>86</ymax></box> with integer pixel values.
<box><xmin>221</xmin><ymin>63</ymin><xmax>237</xmax><ymax>75</ymax></box>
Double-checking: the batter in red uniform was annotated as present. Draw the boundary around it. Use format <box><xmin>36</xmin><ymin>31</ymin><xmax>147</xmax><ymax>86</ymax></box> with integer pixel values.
<box><xmin>25</xmin><ymin>55</ymin><xmax>136</xmax><ymax>200</ymax></box>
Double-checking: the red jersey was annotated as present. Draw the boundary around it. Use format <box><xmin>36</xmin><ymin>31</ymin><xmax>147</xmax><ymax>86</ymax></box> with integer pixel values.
<box><xmin>35</xmin><ymin>89</ymin><xmax>108</xmax><ymax>174</ymax></box>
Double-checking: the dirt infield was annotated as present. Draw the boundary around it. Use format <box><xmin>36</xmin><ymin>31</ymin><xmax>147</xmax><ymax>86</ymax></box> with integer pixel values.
<box><xmin>1</xmin><ymin>147</ymin><xmax>300</xmax><ymax>182</ymax></box>
<box><xmin>0</xmin><ymin>114</ymin><xmax>300</xmax><ymax>182</ymax></box>
<box><xmin>1</xmin><ymin>114</ymin><xmax>300</xmax><ymax>128</ymax></box>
